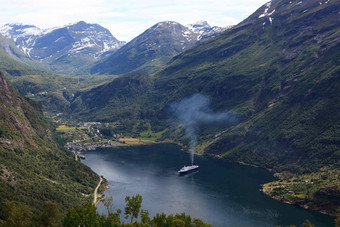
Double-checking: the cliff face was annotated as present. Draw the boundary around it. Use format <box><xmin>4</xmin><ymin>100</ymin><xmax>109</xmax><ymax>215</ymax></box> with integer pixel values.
<box><xmin>0</xmin><ymin>71</ymin><xmax>98</xmax><ymax>214</ymax></box>
<box><xmin>0</xmin><ymin>71</ymin><xmax>40</xmax><ymax>147</ymax></box>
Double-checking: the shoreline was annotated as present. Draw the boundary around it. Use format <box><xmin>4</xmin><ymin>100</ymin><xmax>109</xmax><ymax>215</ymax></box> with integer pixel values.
<box><xmin>200</xmin><ymin>153</ymin><xmax>336</xmax><ymax>217</ymax></box>
<box><xmin>261</xmin><ymin>189</ymin><xmax>335</xmax><ymax>217</ymax></box>
<box><xmin>94</xmin><ymin>177</ymin><xmax>111</xmax><ymax>207</ymax></box>
<box><xmin>82</xmin><ymin>140</ymin><xmax>336</xmax><ymax>217</ymax></box>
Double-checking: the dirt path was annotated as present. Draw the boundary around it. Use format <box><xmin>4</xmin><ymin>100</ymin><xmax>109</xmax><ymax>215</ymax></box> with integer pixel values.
<box><xmin>93</xmin><ymin>176</ymin><xmax>103</xmax><ymax>205</ymax></box>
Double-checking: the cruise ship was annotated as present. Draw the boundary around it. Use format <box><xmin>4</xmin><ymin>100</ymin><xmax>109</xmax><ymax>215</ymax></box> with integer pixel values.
<box><xmin>178</xmin><ymin>165</ymin><xmax>199</xmax><ymax>175</ymax></box>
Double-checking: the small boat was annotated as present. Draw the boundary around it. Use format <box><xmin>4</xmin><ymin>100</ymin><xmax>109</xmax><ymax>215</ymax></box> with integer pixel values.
<box><xmin>178</xmin><ymin>165</ymin><xmax>199</xmax><ymax>175</ymax></box>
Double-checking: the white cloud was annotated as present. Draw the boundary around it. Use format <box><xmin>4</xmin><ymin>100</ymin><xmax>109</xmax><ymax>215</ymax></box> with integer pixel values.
<box><xmin>0</xmin><ymin>0</ymin><xmax>269</xmax><ymax>41</ymax></box>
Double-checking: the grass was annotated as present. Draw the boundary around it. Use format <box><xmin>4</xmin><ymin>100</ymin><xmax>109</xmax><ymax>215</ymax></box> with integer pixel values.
<box><xmin>263</xmin><ymin>168</ymin><xmax>340</xmax><ymax>215</ymax></box>
<box><xmin>118</xmin><ymin>138</ymin><xmax>156</xmax><ymax>145</ymax></box>
<box><xmin>139</xmin><ymin>129</ymin><xmax>167</xmax><ymax>141</ymax></box>
<box><xmin>56</xmin><ymin>125</ymin><xmax>87</xmax><ymax>132</ymax></box>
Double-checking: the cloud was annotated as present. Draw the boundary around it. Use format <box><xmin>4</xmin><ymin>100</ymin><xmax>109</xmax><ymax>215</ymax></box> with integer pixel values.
<box><xmin>0</xmin><ymin>0</ymin><xmax>269</xmax><ymax>41</ymax></box>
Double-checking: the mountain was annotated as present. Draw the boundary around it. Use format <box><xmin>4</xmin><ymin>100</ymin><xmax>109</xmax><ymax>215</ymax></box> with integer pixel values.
<box><xmin>70</xmin><ymin>0</ymin><xmax>340</xmax><ymax>214</ymax></box>
<box><xmin>0</xmin><ymin>21</ymin><xmax>125</xmax><ymax>75</ymax></box>
<box><xmin>0</xmin><ymin>34</ymin><xmax>38</xmax><ymax>66</ymax></box>
<box><xmin>0</xmin><ymin>34</ymin><xmax>52</xmax><ymax>77</ymax></box>
<box><xmin>0</xmin><ymin>34</ymin><xmax>116</xmax><ymax>113</ymax></box>
<box><xmin>187</xmin><ymin>21</ymin><xmax>232</xmax><ymax>40</ymax></box>
<box><xmin>0</xmin><ymin>71</ymin><xmax>98</xmax><ymax>214</ymax></box>
<box><xmin>90</xmin><ymin>21</ymin><xmax>228</xmax><ymax>75</ymax></box>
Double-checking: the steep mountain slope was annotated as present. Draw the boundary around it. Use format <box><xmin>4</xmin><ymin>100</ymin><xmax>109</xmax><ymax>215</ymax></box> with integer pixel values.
<box><xmin>70</xmin><ymin>0</ymin><xmax>340</xmax><ymax>213</ymax></box>
<box><xmin>0</xmin><ymin>34</ymin><xmax>46</xmax><ymax>69</ymax></box>
<box><xmin>71</xmin><ymin>72</ymin><xmax>153</xmax><ymax>124</ymax></box>
<box><xmin>0</xmin><ymin>34</ymin><xmax>52</xmax><ymax>78</ymax></box>
<box><xmin>0</xmin><ymin>34</ymin><xmax>115</xmax><ymax>112</ymax></box>
<box><xmin>154</xmin><ymin>0</ymin><xmax>340</xmax><ymax>174</ymax></box>
<box><xmin>90</xmin><ymin>21</ymin><xmax>227</xmax><ymax>75</ymax></box>
<box><xmin>0</xmin><ymin>71</ymin><xmax>98</xmax><ymax>215</ymax></box>
<box><xmin>0</xmin><ymin>21</ymin><xmax>125</xmax><ymax>75</ymax></box>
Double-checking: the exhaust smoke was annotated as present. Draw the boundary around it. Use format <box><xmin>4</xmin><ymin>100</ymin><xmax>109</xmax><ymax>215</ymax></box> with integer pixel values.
<box><xmin>170</xmin><ymin>93</ymin><xmax>237</xmax><ymax>165</ymax></box>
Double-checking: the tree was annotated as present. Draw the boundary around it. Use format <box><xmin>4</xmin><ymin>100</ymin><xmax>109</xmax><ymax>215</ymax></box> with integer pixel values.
<box><xmin>125</xmin><ymin>194</ymin><xmax>143</xmax><ymax>224</ymax></box>
<box><xmin>336</xmin><ymin>207</ymin><xmax>340</xmax><ymax>227</ymax></box>
<box><xmin>2</xmin><ymin>200</ymin><xmax>32</xmax><ymax>227</ymax></box>
<box><xmin>151</xmin><ymin>212</ymin><xmax>167</xmax><ymax>226</ymax></box>
<box><xmin>302</xmin><ymin>219</ymin><xmax>314</xmax><ymax>227</ymax></box>
<box><xmin>106</xmin><ymin>209</ymin><xmax>122</xmax><ymax>227</ymax></box>
<box><xmin>63</xmin><ymin>202</ymin><xmax>104</xmax><ymax>227</ymax></box>
<box><xmin>104</xmin><ymin>196</ymin><xmax>114</xmax><ymax>215</ymax></box>
<box><xmin>193</xmin><ymin>218</ymin><xmax>213</xmax><ymax>227</ymax></box>
<box><xmin>37</xmin><ymin>201</ymin><xmax>63</xmax><ymax>227</ymax></box>
<box><xmin>140</xmin><ymin>209</ymin><xmax>151</xmax><ymax>225</ymax></box>
<box><xmin>172</xmin><ymin>218</ymin><xmax>186</xmax><ymax>227</ymax></box>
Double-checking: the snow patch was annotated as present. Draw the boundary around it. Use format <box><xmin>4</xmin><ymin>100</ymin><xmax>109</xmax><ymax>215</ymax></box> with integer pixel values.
<box><xmin>55</xmin><ymin>37</ymin><xmax>64</xmax><ymax>42</ymax></box>
<box><xmin>296</xmin><ymin>1</ymin><xmax>303</xmax><ymax>6</ymax></box>
<box><xmin>21</xmin><ymin>46</ymin><xmax>33</xmax><ymax>56</ymax></box>
<box><xmin>259</xmin><ymin>8</ymin><xmax>275</xmax><ymax>18</ymax></box>
<box><xmin>259</xmin><ymin>8</ymin><xmax>269</xmax><ymax>18</ymax></box>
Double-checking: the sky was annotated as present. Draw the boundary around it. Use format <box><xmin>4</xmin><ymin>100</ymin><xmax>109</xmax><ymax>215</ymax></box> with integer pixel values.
<box><xmin>0</xmin><ymin>0</ymin><xmax>269</xmax><ymax>42</ymax></box>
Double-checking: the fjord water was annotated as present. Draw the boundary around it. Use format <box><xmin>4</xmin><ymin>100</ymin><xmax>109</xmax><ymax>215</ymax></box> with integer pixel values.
<box><xmin>82</xmin><ymin>144</ymin><xmax>333</xmax><ymax>227</ymax></box>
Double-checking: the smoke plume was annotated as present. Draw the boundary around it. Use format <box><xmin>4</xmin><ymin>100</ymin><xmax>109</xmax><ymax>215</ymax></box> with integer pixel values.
<box><xmin>170</xmin><ymin>93</ymin><xmax>237</xmax><ymax>165</ymax></box>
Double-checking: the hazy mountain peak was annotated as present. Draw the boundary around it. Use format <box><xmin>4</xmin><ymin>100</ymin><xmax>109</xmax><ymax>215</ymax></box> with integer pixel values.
<box><xmin>0</xmin><ymin>23</ymin><xmax>43</xmax><ymax>39</ymax></box>
<box><xmin>0</xmin><ymin>21</ymin><xmax>125</xmax><ymax>74</ymax></box>
<box><xmin>90</xmin><ymin>20</ymin><xmax>229</xmax><ymax>75</ymax></box>
<box><xmin>187</xmin><ymin>21</ymin><xmax>229</xmax><ymax>40</ymax></box>
<box><xmin>192</xmin><ymin>20</ymin><xmax>210</xmax><ymax>27</ymax></box>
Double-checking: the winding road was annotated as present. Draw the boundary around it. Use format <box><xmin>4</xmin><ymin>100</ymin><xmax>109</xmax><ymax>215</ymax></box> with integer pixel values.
<box><xmin>93</xmin><ymin>176</ymin><xmax>103</xmax><ymax>205</ymax></box>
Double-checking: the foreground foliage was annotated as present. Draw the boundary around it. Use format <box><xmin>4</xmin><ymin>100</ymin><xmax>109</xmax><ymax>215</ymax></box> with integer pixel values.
<box><xmin>63</xmin><ymin>194</ymin><xmax>212</xmax><ymax>226</ymax></box>
<box><xmin>2</xmin><ymin>196</ymin><xmax>339</xmax><ymax>227</ymax></box>
<box><xmin>0</xmin><ymin>195</ymin><xmax>212</xmax><ymax>227</ymax></box>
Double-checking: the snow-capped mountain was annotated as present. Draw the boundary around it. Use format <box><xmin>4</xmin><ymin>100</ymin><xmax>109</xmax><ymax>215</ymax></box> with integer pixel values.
<box><xmin>0</xmin><ymin>24</ymin><xmax>52</xmax><ymax>57</ymax></box>
<box><xmin>187</xmin><ymin>21</ymin><xmax>231</xmax><ymax>40</ymax></box>
<box><xmin>91</xmin><ymin>21</ymin><xmax>230</xmax><ymax>75</ymax></box>
<box><xmin>0</xmin><ymin>21</ymin><xmax>125</xmax><ymax>74</ymax></box>
<box><xmin>0</xmin><ymin>20</ymin><xmax>228</xmax><ymax>75</ymax></box>
<box><xmin>0</xmin><ymin>21</ymin><xmax>125</xmax><ymax>61</ymax></box>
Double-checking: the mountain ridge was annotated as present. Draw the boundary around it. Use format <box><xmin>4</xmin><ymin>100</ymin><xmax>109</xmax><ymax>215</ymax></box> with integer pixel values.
<box><xmin>0</xmin><ymin>21</ymin><xmax>125</xmax><ymax>75</ymax></box>
<box><xmin>90</xmin><ymin>21</ymin><xmax>229</xmax><ymax>75</ymax></box>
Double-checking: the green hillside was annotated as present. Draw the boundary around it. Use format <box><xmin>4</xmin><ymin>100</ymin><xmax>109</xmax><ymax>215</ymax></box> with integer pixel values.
<box><xmin>0</xmin><ymin>36</ymin><xmax>51</xmax><ymax>78</ymax></box>
<box><xmin>0</xmin><ymin>71</ymin><xmax>99</xmax><ymax>217</ymax></box>
<box><xmin>10</xmin><ymin>73</ymin><xmax>115</xmax><ymax>112</ymax></box>
<box><xmin>70</xmin><ymin>0</ymin><xmax>340</xmax><ymax>214</ymax></box>
<box><xmin>0</xmin><ymin>35</ymin><xmax>115</xmax><ymax>112</ymax></box>
<box><xmin>0</xmin><ymin>34</ymin><xmax>50</xmax><ymax>74</ymax></box>
<box><xmin>153</xmin><ymin>0</ymin><xmax>340</xmax><ymax>172</ymax></box>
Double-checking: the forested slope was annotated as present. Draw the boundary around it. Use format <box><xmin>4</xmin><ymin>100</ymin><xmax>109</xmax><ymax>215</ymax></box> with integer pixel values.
<box><xmin>0</xmin><ymin>71</ymin><xmax>98</xmax><ymax>217</ymax></box>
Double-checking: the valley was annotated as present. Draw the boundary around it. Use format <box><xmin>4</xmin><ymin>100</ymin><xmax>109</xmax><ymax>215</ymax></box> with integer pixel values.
<box><xmin>0</xmin><ymin>0</ymin><xmax>339</xmax><ymax>225</ymax></box>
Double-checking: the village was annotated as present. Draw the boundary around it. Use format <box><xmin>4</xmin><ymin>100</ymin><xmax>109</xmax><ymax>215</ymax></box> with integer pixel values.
<box><xmin>56</xmin><ymin>121</ymin><xmax>126</xmax><ymax>160</ymax></box>
<box><xmin>54</xmin><ymin>117</ymin><xmax>162</xmax><ymax>160</ymax></box>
